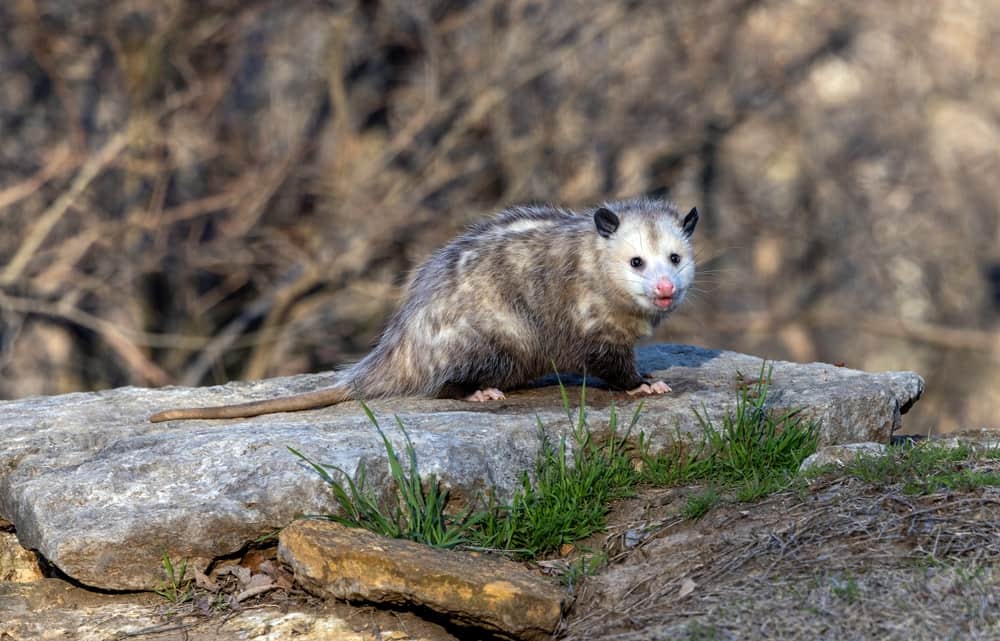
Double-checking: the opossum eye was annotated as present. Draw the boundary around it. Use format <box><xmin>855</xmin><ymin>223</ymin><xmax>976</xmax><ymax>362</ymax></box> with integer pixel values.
<box><xmin>669</xmin><ymin>253</ymin><xmax>681</xmax><ymax>265</ymax></box>
<box><xmin>630</xmin><ymin>256</ymin><xmax>645</xmax><ymax>269</ymax></box>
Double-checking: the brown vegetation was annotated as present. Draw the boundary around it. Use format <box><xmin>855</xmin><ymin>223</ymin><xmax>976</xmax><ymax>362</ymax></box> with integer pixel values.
<box><xmin>565</xmin><ymin>471</ymin><xmax>1000</xmax><ymax>640</ymax></box>
<box><xmin>1</xmin><ymin>0</ymin><xmax>998</xmax><ymax>433</ymax></box>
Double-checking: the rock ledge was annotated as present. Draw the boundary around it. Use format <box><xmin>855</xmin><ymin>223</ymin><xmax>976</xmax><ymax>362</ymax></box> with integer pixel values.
<box><xmin>0</xmin><ymin>345</ymin><xmax>923</xmax><ymax>590</ymax></box>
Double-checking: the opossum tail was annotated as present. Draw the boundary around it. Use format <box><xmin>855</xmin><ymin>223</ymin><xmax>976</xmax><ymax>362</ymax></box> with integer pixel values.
<box><xmin>149</xmin><ymin>386</ymin><xmax>353</xmax><ymax>422</ymax></box>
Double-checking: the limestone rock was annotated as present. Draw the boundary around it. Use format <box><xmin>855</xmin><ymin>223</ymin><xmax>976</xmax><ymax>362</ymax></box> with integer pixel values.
<box><xmin>798</xmin><ymin>442</ymin><xmax>890</xmax><ymax>473</ymax></box>
<box><xmin>278</xmin><ymin>519</ymin><xmax>565</xmax><ymax>641</ymax></box>
<box><xmin>0</xmin><ymin>579</ymin><xmax>431</xmax><ymax>641</ymax></box>
<box><xmin>0</xmin><ymin>345</ymin><xmax>923</xmax><ymax>590</ymax></box>
<box><xmin>0</xmin><ymin>531</ymin><xmax>43</xmax><ymax>582</ymax></box>
<box><xmin>933</xmin><ymin>429</ymin><xmax>1000</xmax><ymax>451</ymax></box>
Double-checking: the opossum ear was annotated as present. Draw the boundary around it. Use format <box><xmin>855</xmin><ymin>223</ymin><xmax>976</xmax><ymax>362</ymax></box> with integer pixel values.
<box><xmin>594</xmin><ymin>207</ymin><xmax>620</xmax><ymax>237</ymax></box>
<box><xmin>682</xmin><ymin>207</ymin><xmax>698</xmax><ymax>238</ymax></box>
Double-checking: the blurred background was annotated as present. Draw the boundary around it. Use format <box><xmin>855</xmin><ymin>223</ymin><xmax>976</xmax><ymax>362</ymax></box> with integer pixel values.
<box><xmin>0</xmin><ymin>0</ymin><xmax>997</xmax><ymax>434</ymax></box>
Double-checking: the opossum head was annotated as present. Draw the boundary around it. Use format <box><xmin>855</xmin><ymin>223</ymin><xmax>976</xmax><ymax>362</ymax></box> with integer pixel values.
<box><xmin>594</xmin><ymin>199</ymin><xmax>698</xmax><ymax>317</ymax></box>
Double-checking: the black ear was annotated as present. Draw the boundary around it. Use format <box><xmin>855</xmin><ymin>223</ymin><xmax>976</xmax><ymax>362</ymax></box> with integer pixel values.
<box><xmin>594</xmin><ymin>207</ymin><xmax>620</xmax><ymax>238</ymax></box>
<box><xmin>682</xmin><ymin>207</ymin><xmax>698</xmax><ymax>238</ymax></box>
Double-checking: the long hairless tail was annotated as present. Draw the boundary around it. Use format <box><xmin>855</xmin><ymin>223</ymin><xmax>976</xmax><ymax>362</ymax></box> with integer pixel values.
<box><xmin>149</xmin><ymin>386</ymin><xmax>353</xmax><ymax>422</ymax></box>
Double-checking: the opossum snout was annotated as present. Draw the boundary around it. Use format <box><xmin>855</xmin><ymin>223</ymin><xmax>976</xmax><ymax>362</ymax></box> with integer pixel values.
<box><xmin>653</xmin><ymin>278</ymin><xmax>675</xmax><ymax>298</ymax></box>
<box><xmin>652</xmin><ymin>277</ymin><xmax>676</xmax><ymax>309</ymax></box>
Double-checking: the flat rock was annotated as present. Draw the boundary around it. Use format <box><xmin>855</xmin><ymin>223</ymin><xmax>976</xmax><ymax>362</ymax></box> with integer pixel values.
<box><xmin>0</xmin><ymin>531</ymin><xmax>43</xmax><ymax>582</ymax></box>
<box><xmin>0</xmin><ymin>344</ymin><xmax>923</xmax><ymax>590</ymax></box>
<box><xmin>0</xmin><ymin>579</ymin><xmax>436</xmax><ymax>641</ymax></box>
<box><xmin>934</xmin><ymin>429</ymin><xmax>1000</xmax><ymax>451</ymax></box>
<box><xmin>278</xmin><ymin>519</ymin><xmax>565</xmax><ymax>641</ymax></box>
<box><xmin>798</xmin><ymin>442</ymin><xmax>890</xmax><ymax>473</ymax></box>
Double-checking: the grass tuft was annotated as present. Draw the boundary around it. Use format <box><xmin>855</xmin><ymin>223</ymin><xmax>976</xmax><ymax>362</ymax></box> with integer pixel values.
<box><xmin>562</xmin><ymin>549</ymin><xmax>609</xmax><ymax>590</ymax></box>
<box><xmin>288</xmin><ymin>402</ymin><xmax>471</xmax><ymax>548</ymax></box>
<box><xmin>154</xmin><ymin>553</ymin><xmax>193</xmax><ymax>605</ymax></box>
<box><xmin>469</xmin><ymin>378</ymin><xmax>640</xmax><ymax>557</ymax></box>
<box><xmin>641</xmin><ymin>362</ymin><xmax>820</xmax><ymax>511</ymax></box>
<box><xmin>682</xmin><ymin>488</ymin><xmax>721</xmax><ymax>520</ymax></box>
<box><xmin>829</xmin><ymin>573</ymin><xmax>861</xmax><ymax>604</ymax></box>
<box><xmin>838</xmin><ymin>441</ymin><xmax>1000</xmax><ymax>495</ymax></box>
<box><xmin>695</xmin><ymin>364</ymin><xmax>819</xmax><ymax>500</ymax></box>
<box><xmin>637</xmin><ymin>434</ymin><xmax>713</xmax><ymax>487</ymax></box>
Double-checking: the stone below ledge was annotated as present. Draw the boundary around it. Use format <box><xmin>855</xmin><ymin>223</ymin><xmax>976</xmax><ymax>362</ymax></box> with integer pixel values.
<box><xmin>0</xmin><ymin>344</ymin><xmax>923</xmax><ymax>590</ymax></box>
<box><xmin>0</xmin><ymin>531</ymin><xmax>43</xmax><ymax>582</ymax></box>
<box><xmin>279</xmin><ymin>519</ymin><xmax>566</xmax><ymax>641</ymax></box>
<box><xmin>0</xmin><ymin>579</ymin><xmax>428</xmax><ymax>641</ymax></box>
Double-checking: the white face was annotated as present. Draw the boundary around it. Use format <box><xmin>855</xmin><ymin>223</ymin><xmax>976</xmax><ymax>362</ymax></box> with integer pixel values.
<box><xmin>607</xmin><ymin>216</ymin><xmax>696</xmax><ymax>315</ymax></box>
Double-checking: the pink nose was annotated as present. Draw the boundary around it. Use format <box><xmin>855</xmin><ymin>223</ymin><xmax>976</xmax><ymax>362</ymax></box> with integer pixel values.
<box><xmin>654</xmin><ymin>278</ymin><xmax>675</xmax><ymax>297</ymax></box>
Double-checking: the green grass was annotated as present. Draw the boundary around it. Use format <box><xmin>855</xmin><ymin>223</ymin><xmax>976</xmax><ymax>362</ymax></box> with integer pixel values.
<box><xmin>468</xmin><ymin>380</ymin><xmax>641</xmax><ymax>557</ymax></box>
<box><xmin>838</xmin><ymin>441</ymin><xmax>1000</xmax><ymax>495</ymax></box>
<box><xmin>288</xmin><ymin>403</ymin><xmax>471</xmax><ymax>549</ymax></box>
<box><xmin>562</xmin><ymin>549</ymin><xmax>609</xmax><ymax>590</ymax></box>
<box><xmin>637</xmin><ymin>435</ymin><xmax>713</xmax><ymax>486</ymax></box>
<box><xmin>694</xmin><ymin>364</ymin><xmax>819</xmax><ymax>500</ymax></box>
<box><xmin>682</xmin><ymin>622</ymin><xmax>721</xmax><ymax>640</ymax></box>
<box><xmin>154</xmin><ymin>553</ymin><xmax>192</xmax><ymax>605</ymax></box>
<box><xmin>829</xmin><ymin>573</ymin><xmax>861</xmax><ymax>604</ymax></box>
<box><xmin>641</xmin><ymin>362</ymin><xmax>820</xmax><ymax>508</ymax></box>
<box><xmin>682</xmin><ymin>487</ymin><xmax>721</xmax><ymax>520</ymax></box>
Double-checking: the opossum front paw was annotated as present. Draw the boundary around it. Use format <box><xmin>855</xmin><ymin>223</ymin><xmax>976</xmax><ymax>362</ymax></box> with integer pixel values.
<box><xmin>627</xmin><ymin>381</ymin><xmax>672</xmax><ymax>396</ymax></box>
<box><xmin>464</xmin><ymin>388</ymin><xmax>507</xmax><ymax>402</ymax></box>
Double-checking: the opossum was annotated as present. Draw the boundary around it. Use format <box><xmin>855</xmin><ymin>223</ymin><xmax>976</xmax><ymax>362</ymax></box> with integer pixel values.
<box><xmin>149</xmin><ymin>198</ymin><xmax>697</xmax><ymax>422</ymax></box>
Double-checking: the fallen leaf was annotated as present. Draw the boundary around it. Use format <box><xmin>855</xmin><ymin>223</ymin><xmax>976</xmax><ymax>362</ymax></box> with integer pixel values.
<box><xmin>192</xmin><ymin>566</ymin><xmax>219</xmax><ymax>592</ymax></box>
<box><xmin>235</xmin><ymin>575</ymin><xmax>278</xmax><ymax>603</ymax></box>
<box><xmin>195</xmin><ymin>594</ymin><xmax>214</xmax><ymax>614</ymax></box>
<box><xmin>535</xmin><ymin>559</ymin><xmax>569</xmax><ymax>575</ymax></box>
<box><xmin>247</xmin><ymin>572</ymin><xmax>275</xmax><ymax>590</ymax></box>
<box><xmin>216</xmin><ymin>565</ymin><xmax>253</xmax><ymax>588</ymax></box>
<box><xmin>241</xmin><ymin>549</ymin><xmax>274</xmax><ymax>572</ymax></box>
<box><xmin>259</xmin><ymin>559</ymin><xmax>295</xmax><ymax>589</ymax></box>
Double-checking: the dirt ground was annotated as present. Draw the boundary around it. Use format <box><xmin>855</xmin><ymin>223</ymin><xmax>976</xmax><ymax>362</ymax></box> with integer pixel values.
<box><xmin>561</xmin><ymin>474</ymin><xmax>1000</xmax><ymax>640</ymax></box>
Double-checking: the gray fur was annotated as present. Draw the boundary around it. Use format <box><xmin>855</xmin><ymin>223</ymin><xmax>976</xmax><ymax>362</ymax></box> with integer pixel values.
<box><xmin>150</xmin><ymin>197</ymin><xmax>697</xmax><ymax>421</ymax></box>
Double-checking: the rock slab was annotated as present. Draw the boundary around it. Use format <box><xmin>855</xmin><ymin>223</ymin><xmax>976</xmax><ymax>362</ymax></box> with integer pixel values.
<box><xmin>798</xmin><ymin>442</ymin><xmax>891</xmax><ymax>473</ymax></box>
<box><xmin>0</xmin><ymin>531</ymin><xmax>43</xmax><ymax>582</ymax></box>
<box><xmin>0</xmin><ymin>579</ymin><xmax>426</xmax><ymax>641</ymax></box>
<box><xmin>0</xmin><ymin>344</ymin><xmax>923</xmax><ymax>590</ymax></box>
<box><xmin>279</xmin><ymin>519</ymin><xmax>565</xmax><ymax>641</ymax></box>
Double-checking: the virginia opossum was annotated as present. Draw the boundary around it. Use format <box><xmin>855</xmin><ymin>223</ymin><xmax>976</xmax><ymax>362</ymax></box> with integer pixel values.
<box><xmin>149</xmin><ymin>198</ymin><xmax>698</xmax><ymax>422</ymax></box>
